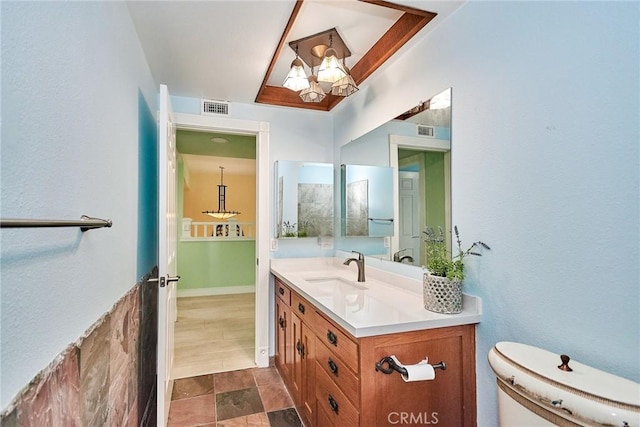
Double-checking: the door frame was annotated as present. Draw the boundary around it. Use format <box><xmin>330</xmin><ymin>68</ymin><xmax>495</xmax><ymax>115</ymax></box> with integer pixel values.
<box><xmin>389</xmin><ymin>134</ymin><xmax>451</xmax><ymax>261</ymax></box>
<box><xmin>173</xmin><ymin>112</ymin><xmax>270</xmax><ymax>368</ymax></box>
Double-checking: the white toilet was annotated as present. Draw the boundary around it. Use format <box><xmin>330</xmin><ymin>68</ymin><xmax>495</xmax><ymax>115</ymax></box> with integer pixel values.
<box><xmin>488</xmin><ymin>341</ymin><xmax>640</xmax><ymax>426</ymax></box>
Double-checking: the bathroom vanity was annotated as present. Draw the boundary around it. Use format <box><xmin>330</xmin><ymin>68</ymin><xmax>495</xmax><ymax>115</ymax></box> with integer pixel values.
<box><xmin>271</xmin><ymin>257</ymin><xmax>481</xmax><ymax>427</ymax></box>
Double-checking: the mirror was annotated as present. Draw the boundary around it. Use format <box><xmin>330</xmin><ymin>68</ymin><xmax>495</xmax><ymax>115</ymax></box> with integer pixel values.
<box><xmin>275</xmin><ymin>160</ymin><xmax>334</xmax><ymax>238</ymax></box>
<box><xmin>339</xmin><ymin>88</ymin><xmax>452</xmax><ymax>264</ymax></box>
<box><xmin>340</xmin><ymin>164</ymin><xmax>394</xmax><ymax>237</ymax></box>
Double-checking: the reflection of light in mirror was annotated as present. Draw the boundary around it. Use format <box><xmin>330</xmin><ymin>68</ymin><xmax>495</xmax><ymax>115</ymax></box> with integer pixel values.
<box><xmin>429</xmin><ymin>89</ymin><xmax>451</xmax><ymax>109</ymax></box>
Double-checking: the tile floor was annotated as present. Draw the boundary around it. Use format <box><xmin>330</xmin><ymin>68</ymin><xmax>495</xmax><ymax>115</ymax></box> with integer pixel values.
<box><xmin>167</xmin><ymin>366</ymin><xmax>302</xmax><ymax>427</ymax></box>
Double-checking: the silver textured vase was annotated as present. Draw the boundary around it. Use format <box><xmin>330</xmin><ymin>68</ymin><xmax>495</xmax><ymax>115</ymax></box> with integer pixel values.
<box><xmin>423</xmin><ymin>273</ymin><xmax>463</xmax><ymax>314</ymax></box>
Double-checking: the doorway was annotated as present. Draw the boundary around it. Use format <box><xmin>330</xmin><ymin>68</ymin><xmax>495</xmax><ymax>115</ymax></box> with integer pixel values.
<box><xmin>172</xmin><ymin>112</ymin><xmax>270</xmax><ymax>376</ymax></box>
<box><xmin>173</xmin><ymin>131</ymin><xmax>257</xmax><ymax>378</ymax></box>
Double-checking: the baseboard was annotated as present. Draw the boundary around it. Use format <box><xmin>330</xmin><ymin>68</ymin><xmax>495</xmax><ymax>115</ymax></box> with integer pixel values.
<box><xmin>177</xmin><ymin>285</ymin><xmax>255</xmax><ymax>298</ymax></box>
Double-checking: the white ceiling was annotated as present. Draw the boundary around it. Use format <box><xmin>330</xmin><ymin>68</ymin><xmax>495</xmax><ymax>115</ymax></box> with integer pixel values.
<box><xmin>126</xmin><ymin>1</ymin><xmax>465</xmax><ymax>106</ymax></box>
<box><xmin>181</xmin><ymin>154</ymin><xmax>255</xmax><ymax>176</ymax></box>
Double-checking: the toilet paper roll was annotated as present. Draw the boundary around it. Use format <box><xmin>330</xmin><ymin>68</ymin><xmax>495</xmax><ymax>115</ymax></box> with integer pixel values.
<box><xmin>390</xmin><ymin>355</ymin><xmax>436</xmax><ymax>382</ymax></box>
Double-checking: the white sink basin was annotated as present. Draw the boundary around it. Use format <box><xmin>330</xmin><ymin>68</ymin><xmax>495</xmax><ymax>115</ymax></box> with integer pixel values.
<box><xmin>305</xmin><ymin>276</ymin><xmax>367</xmax><ymax>290</ymax></box>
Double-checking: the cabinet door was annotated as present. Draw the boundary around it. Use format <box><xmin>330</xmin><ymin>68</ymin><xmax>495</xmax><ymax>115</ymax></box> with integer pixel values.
<box><xmin>275</xmin><ymin>297</ymin><xmax>290</xmax><ymax>382</ymax></box>
<box><xmin>291</xmin><ymin>313</ymin><xmax>302</xmax><ymax>402</ymax></box>
<box><xmin>300</xmin><ymin>322</ymin><xmax>316</xmax><ymax>425</ymax></box>
<box><xmin>360</xmin><ymin>325</ymin><xmax>476</xmax><ymax>427</ymax></box>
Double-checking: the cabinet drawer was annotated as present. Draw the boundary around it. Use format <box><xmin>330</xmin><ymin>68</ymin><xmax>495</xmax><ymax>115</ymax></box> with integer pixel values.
<box><xmin>275</xmin><ymin>279</ymin><xmax>291</xmax><ymax>306</ymax></box>
<box><xmin>314</xmin><ymin>312</ymin><xmax>359</xmax><ymax>371</ymax></box>
<box><xmin>316</xmin><ymin>365</ymin><xmax>359</xmax><ymax>427</ymax></box>
<box><xmin>291</xmin><ymin>292</ymin><xmax>314</xmax><ymax>326</ymax></box>
<box><xmin>316</xmin><ymin>341</ymin><xmax>359</xmax><ymax>409</ymax></box>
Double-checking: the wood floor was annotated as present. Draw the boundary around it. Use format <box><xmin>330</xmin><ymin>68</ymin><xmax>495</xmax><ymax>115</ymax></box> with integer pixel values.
<box><xmin>172</xmin><ymin>293</ymin><xmax>256</xmax><ymax>379</ymax></box>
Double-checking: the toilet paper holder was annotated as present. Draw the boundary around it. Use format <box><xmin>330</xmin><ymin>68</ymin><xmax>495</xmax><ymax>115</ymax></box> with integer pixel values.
<box><xmin>375</xmin><ymin>356</ymin><xmax>446</xmax><ymax>376</ymax></box>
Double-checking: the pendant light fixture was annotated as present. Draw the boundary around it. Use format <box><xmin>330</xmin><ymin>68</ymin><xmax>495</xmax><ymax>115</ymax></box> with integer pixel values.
<box><xmin>331</xmin><ymin>58</ymin><xmax>358</xmax><ymax>97</ymax></box>
<box><xmin>283</xmin><ymin>44</ymin><xmax>310</xmax><ymax>92</ymax></box>
<box><xmin>300</xmin><ymin>67</ymin><xmax>326</xmax><ymax>103</ymax></box>
<box><xmin>202</xmin><ymin>166</ymin><xmax>241</xmax><ymax>219</ymax></box>
<box><xmin>317</xmin><ymin>34</ymin><xmax>347</xmax><ymax>83</ymax></box>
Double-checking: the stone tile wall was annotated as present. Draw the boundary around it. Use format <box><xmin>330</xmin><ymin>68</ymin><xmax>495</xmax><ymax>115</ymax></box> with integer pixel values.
<box><xmin>0</xmin><ymin>271</ymin><xmax>158</xmax><ymax>426</ymax></box>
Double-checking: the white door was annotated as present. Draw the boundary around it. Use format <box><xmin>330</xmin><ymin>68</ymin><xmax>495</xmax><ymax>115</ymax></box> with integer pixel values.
<box><xmin>398</xmin><ymin>171</ymin><xmax>420</xmax><ymax>265</ymax></box>
<box><xmin>157</xmin><ymin>84</ymin><xmax>179</xmax><ymax>427</ymax></box>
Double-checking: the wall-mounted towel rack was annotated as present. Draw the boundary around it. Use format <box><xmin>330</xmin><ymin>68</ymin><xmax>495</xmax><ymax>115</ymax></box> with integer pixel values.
<box><xmin>368</xmin><ymin>217</ymin><xmax>394</xmax><ymax>222</ymax></box>
<box><xmin>0</xmin><ymin>215</ymin><xmax>112</xmax><ymax>232</ymax></box>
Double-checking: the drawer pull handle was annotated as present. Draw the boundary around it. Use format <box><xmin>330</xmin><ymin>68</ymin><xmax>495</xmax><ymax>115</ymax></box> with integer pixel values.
<box><xmin>328</xmin><ymin>395</ymin><xmax>339</xmax><ymax>414</ymax></box>
<box><xmin>328</xmin><ymin>358</ymin><xmax>338</xmax><ymax>376</ymax></box>
<box><xmin>326</xmin><ymin>330</ymin><xmax>338</xmax><ymax>346</ymax></box>
<box><xmin>298</xmin><ymin>302</ymin><xmax>305</xmax><ymax>314</ymax></box>
<box><xmin>278</xmin><ymin>316</ymin><xmax>285</xmax><ymax>329</ymax></box>
<box><xmin>279</xmin><ymin>287</ymin><xmax>285</xmax><ymax>295</ymax></box>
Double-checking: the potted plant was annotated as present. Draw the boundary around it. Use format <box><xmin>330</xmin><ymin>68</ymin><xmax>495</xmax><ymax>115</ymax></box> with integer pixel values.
<box><xmin>423</xmin><ymin>226</ymin><xmax>490</xmax><ymax>314</ymax></box>
<box><xmin>282</xmin><ymin>221</ymin><xmax>297</xmax><ymax>238</ymax></box>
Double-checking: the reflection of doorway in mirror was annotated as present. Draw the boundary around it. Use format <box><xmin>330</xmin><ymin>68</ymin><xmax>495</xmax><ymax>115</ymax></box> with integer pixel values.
<box><xmin>399</xmin><ymin>171</ymin><xmax>420</xmax><ymax>265</ymax></box>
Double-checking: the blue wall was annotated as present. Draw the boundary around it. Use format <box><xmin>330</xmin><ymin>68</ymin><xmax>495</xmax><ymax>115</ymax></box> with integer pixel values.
<box><xmin>137</xmin><ymin>90</ymin><xmax>159</xmax><ymax>278</ymax></box>
<box><xmin>0</xmin><ymin>2</ymin><xmax>157</xmax><ymax>407</ymax></box>
<box><xmin>334</xmin><ymin>2</ymin><xmax>639</xmax><ymax>425</ymax></box>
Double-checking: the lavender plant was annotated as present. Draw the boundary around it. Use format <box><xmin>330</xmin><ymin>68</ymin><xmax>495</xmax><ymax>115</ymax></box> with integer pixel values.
<box><xmin>423</xmin><ymin>226</ymin><xmax>490</xmax><ymax>280</ymax></box>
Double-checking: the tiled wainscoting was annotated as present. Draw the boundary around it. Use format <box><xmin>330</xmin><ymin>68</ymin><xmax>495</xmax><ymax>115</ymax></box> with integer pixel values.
<box><xmin>0</xmin><ymin>270</ymin><xmax>158</xmax><ymax>426</ymax></box>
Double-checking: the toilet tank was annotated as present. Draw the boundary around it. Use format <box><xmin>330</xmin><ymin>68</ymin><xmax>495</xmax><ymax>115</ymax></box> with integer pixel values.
<box><xmin>488</xmin><ymin>341</ymin><xmax>640</xmax><ymax>426</ymax></box>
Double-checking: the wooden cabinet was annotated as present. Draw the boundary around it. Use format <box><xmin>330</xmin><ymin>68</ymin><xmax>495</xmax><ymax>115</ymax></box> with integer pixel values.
<box><xmin>275</xmin><ymin>278</ymin><xmax>316</xmax><ymax>426</ymax></box>
<box><xmin>274</xmin><ymin>277</ymin><xmax>477</xmax><ymax>427</ymax></box>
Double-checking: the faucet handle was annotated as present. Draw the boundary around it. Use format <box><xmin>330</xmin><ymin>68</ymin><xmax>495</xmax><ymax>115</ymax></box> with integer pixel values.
<box><xmin>352</xmin><ymin>250</ymin><xmax>364</xmax><ymax>260</ymax></box>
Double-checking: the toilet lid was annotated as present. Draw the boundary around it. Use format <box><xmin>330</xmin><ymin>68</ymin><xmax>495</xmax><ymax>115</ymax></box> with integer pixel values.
<box><xmin>489</xmin><ymin>341</ymin><xmax>640</xmax><ymax>426</ymax></box>
<box><xmin>494</xmin><ymin>341</ymin><xmax>640</xmax><ymax>407</ymax></box>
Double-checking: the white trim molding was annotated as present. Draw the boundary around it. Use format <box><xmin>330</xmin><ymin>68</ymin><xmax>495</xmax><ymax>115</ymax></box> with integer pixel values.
<box><xmin>177</xmin><ymin>285</ymin><xmax>256</xmax><ymax>298</ymax></box>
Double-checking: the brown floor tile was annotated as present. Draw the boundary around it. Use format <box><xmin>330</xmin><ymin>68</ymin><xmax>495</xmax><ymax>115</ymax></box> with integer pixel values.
<box><xmin>214</xmin><ymin>369</ymin><xmax>256</xmax><ymax>393</ymax></box>
<box><xmin>257</xmin><ymin>382</ymin><xmax>294</xmax><ymax>412</ymax></box>
<box><xmin>252</xmin><ymin>367</ymin><xmax>281</xmax><ymax>385</ymax></box>
<box><xmin>217</xmin><ymin>411</ymin><xmax>270</xmax><ymax>426</ymax></box>
<box><xmin>267</xmin><ymin>408</ymin><xmax>303</xmax><ymax>427</ymax></box>
<box><xmin>171</xmin><ymin>374</ymin><xmax>215</xmax><ymax>401</ymax></box>
<box><xmin>216</xmin><ymin>387</ymin><xmax>264</xmax><ymax>421</ymax></box>
<box><xmin>167</xmin><ymin>393</ymin><xmax>216</xmax><ymax>427</ymax></box>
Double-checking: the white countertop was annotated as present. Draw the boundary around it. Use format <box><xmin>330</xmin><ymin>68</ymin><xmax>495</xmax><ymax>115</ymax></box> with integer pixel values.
<box><xmin>270</xmin><ymin>257</ymin><xmax>482</xmax><ymax>338</ymax></box>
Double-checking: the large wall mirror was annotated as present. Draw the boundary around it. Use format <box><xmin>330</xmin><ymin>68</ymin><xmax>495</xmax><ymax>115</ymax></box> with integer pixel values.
<box><xmin>275</xmin><ymin>161</ymin><xmax>334</xmax><ymax>238</ymax></box>
<box><xmin>339</xmin><ymin>88</ymin><xmax>452</xmax><ymax>264</ymax></box>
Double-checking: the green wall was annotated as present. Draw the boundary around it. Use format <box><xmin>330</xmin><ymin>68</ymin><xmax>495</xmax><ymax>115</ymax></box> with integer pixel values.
<box><xmin>177</xmin><ymin>241</ymin><xmax>255</xmax><ymax>290</ymax></box>
<box><xmin>424</xmin><ymin>152</ymin><xmax>446</xmax><ymax>231</ymax></box>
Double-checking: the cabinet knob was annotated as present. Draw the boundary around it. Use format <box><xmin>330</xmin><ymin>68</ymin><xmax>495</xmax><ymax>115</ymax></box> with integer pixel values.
<box><xmin>327</xmin><ymin>330</ymin><xmax>338</xmax><ymax>346</ymax></box>
<box><xmin>296</xmin><ymin>340</ymin><xmax>305</xmax><ymax>358</ymax></box>
<box><xmin>328</xmin><ymin>395</ymin><xmax>339</xmax><ymax>414</ymax></box>
<box><xmin>298</xmin><ymin>302</ymin><xmax>305</xmax><ymax>314</ymax></box>
<box><xmin>328</xmin><ymin>358</ymin><xmax>338</xmax><ymax>376</ymax></box>
<box><xmin>278</xmin><ymin>316</ymin><xmax>285</xmax><ymax>329</ymax></box>
<box><xmin>279</xmin><ymin>287</ymin><xmax>285</xmax><ymax>295</ymax></box>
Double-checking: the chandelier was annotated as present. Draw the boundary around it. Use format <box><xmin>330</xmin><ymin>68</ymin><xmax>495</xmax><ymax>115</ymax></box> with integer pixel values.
<box><xmin>202</xmin><ymin>166</ymin><xmax>240</xmax><ymax>219</ymax></box>
<box><xmin>283</xmin><ymin>28</ymin><xmax>358</xmax><ymax>102</ymax></box>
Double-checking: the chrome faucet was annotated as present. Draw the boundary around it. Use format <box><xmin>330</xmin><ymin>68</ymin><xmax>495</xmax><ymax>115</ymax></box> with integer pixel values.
<box><xmin>344</xmin><ymin>251</ymin><xmax>366</xmax><ymax>282</ymax></box>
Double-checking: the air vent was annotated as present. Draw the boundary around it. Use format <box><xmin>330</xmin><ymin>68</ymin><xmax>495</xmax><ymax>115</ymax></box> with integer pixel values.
<box><xmin>417</xmin><ymin>125</ymin><xmax>435</xmax><ymax>137</ymax></box>
<box><xmin>201</xmin><ymin>99</ymin><xmax>230</xmax><ymax>116</ymax></box>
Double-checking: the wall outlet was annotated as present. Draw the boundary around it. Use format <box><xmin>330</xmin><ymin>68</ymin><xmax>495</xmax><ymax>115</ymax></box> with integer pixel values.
<box><xmin>270</xmin><ymin>239</ymin><xmax>278</xmax><ymax>251</ymax></box>
<box><xmin>384</xmin><ymin>236</ymin><xmax>391</xmax><ymax>248</ymax></box>
<box><xmin>318</xmin><ymin>237</ymin><xmax>333</xmax><ymax>249</ymax></box>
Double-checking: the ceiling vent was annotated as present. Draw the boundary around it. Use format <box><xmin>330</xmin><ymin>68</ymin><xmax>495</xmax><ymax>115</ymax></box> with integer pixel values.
<box><xmin>417</xmin><ymin>125</ymin><xmax>435</xmax><ymax>137</ymax></box>
<box><xmin>201</xmin><ymin>99</ymin><xmax>230</xmax><ymax>116</ymax></box>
